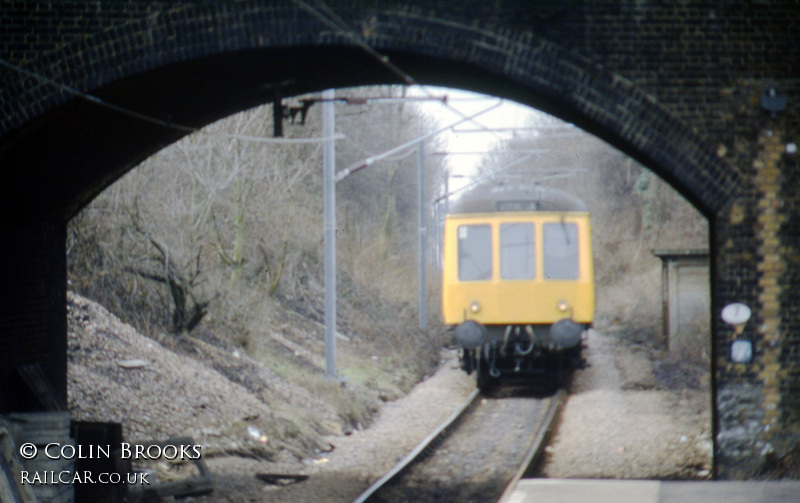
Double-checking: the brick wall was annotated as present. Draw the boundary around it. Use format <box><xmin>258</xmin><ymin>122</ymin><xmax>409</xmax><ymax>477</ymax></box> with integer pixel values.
<box><xmin>1</xmin><ymin>0</ymin><xmax>799</xmax><ymax>478</ymax></box>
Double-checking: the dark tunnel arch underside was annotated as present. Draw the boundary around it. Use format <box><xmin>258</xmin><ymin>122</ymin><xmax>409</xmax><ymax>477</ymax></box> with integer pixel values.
<box><xmin>1</xmin><ymin>44</ymin><xmax>738</xmax><ymax>225</ymax></box>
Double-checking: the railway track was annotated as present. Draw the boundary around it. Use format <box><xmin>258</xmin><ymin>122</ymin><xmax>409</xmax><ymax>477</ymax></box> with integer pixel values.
<box><xmin>352</xmin><ymin>384</ymin><xmax>564</xmax><ymax>503</ymax></box>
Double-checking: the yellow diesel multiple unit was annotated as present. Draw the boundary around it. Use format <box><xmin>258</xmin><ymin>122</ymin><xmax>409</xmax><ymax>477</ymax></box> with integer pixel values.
<box><xmin>442</xmin><ymin>183</ymin><xmax>594</xmax><ymax>386</ymax></box>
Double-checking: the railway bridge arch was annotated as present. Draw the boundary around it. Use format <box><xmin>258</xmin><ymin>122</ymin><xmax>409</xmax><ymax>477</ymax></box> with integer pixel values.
<box><xmin>1</xmin><ymin>1</ymin><xmax>798</xmax><ymax>478</ymax></box>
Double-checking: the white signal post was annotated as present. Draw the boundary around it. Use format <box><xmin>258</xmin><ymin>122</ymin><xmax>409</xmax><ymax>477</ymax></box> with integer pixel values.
<box><xmin>322</xmin><ymin>96</ymin><xmax>504</xmax><ymax>378</ymax></box>
<box><xmin>323</xmin><ymin>89</ymin><xmax>338</xmax><ymax>380</ymax></box>
<box><xmin>417</xmin><ymin>142</ymin><xmax>427</xmax><ymax>329</ymax></box>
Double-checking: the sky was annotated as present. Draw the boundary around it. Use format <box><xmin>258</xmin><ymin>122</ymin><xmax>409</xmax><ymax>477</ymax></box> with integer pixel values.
<box><xmin>411</xmin><ymin>86</ymin><xmax>536</xmax><ymax>174</ymax></box>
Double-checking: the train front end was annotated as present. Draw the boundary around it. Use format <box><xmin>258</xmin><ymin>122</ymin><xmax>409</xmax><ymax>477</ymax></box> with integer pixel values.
<box><xmin>441</xmin><ymin>183</ymin><xmax>594</xmax><ymax>386</ymax></box>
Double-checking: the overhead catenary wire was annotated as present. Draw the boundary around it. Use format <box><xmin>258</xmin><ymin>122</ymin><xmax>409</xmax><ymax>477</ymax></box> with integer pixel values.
<box><xmin>434</xmin><ymin>168</ymin><xmax>587</xmax><ymax>205</ymax></box>
<box><xmin>335</xmin><ymin>100</ymin><xmax>504</xmax><ymax>182</ymax></box>
<box><xmin>0</xmin><ymin>58</ymin><xmax>195</xmax><ymax>133</ymax></box>
<box><xmin>3</xmin><ymin>0</ymin><xmax>515</xmax><ymax>150</ymax></box>
<box><xmin>2</xmin><ymin>53</ymin><xmax>501</xmax><ymax>150</ymax></box>
<box><xmin>290</xmin><ymin>0</ymin><xmax>509</xmax><ymax>143</ymax></box>
<box><xmin>431</xmin><ymin>149</ymin><xmax>550</xmax><ymax>156</ymax></box>
<box><xmin>292</xmin><ymin>0</ymin><xmax>417</xmax><ymax>87</ymax></box>
<box><xmin>0</xmin><ymin>57</ymin><xmax>345</xmax><ymax>145</ymax></box>
<box><xmin>2</xmin><ymin>0</ymin><xmax>554</xmax><ymax>173</ymax></box>
<box><xmin>2</xmin><ymin>0</ymin><xmax>549</xmax><ymax>153</ymax></box>
<box><xmin>342</xmin><ymin>134</ymin><xmax>422</xmax><ymax>162</ymax></box>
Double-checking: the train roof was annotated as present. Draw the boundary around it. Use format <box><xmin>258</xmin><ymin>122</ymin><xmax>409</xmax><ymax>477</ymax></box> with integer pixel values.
<box><xmin>448</xmin><ymin>182</ymin><xmax>588</xmax><ymax>214</ymax></box>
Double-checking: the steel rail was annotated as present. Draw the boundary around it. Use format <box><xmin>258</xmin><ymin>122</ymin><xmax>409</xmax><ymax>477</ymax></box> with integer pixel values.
<box><xmin>350</xmin><ymin>388</ymin><xmax>481</xmax><ymax>503</ymax></box>
<box><xmin>496</xmin><ymin>387</ymin><xmax>565</xmax><ymax>502</ymax></box>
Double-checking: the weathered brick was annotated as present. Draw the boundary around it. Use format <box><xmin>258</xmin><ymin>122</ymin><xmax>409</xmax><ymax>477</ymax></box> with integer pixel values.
<box><xmin>0</xmin><ymin>0</ymin><xmax>799</xmax><ymax>481</ymax></box>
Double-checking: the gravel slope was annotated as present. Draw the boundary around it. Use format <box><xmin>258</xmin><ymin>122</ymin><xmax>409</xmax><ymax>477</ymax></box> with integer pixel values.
<box><xmin>67</xmin><ymin>292</ymin><xmax>338</xmax><ymax>458</ymax></box>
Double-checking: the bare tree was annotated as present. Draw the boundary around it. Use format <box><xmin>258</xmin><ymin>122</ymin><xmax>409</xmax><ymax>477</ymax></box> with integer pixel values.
<box><xmin>125</xmin><ymin>226</ymin><xmax>211</xmax><ymax>333</ymax></box>
<box><xmin>68</xmin><ymin>85</ymin><xmax>446</xmax><ymax>340</ymax></box>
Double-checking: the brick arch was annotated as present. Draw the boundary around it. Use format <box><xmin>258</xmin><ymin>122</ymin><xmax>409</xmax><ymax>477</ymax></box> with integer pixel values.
<box><xmin>11</xmin><ymin>1</ymin><xmax>799</xmax><ymax>480</ymax></box>
<box><xmin>0</xmin><ymin>3</ymin><xmax>743</xmax><ymax>223</ymax></box>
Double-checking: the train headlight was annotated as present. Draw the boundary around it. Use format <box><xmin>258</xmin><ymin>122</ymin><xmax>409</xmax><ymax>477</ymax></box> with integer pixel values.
<box><xmin>557</xmin><ymin>300</ymin><xmax>570</xmax><ymax>312</ymax></box>
<box><xmin>469</xmin><ymin>301</ymin><xmax>481</xmax><ymax>313</ymax></box>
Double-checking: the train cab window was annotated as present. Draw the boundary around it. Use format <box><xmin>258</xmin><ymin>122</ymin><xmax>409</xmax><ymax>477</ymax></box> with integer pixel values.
<box><xmin>458</xmin><ymin>224</ymin><xmax>492</xmax><ymax>281</ymax></box>
<box><xmin>543</xmin><ymin>222</ymin><xmax>579</xmax><ymax>279</ymax></box>
<box><xmin>500</xmin><ymin>223</ymin><xmax>535</xmax><ymax>279</ymax></box>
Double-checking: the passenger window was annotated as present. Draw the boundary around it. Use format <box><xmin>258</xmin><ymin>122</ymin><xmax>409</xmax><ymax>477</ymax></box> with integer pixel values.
<box><xmin>543</xmin><ymin>222</ymin><xmax>579</xmax><ymax>279</ymax></box>
<box><xmin>500</xmin><ymin>223</ymin><xmax>535</xmax><ymax>279</ymax></box>
<box><xmin>458</xmin><ymin>224</ymin><xmax>492</xmax><ymax>281</ymax></box>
